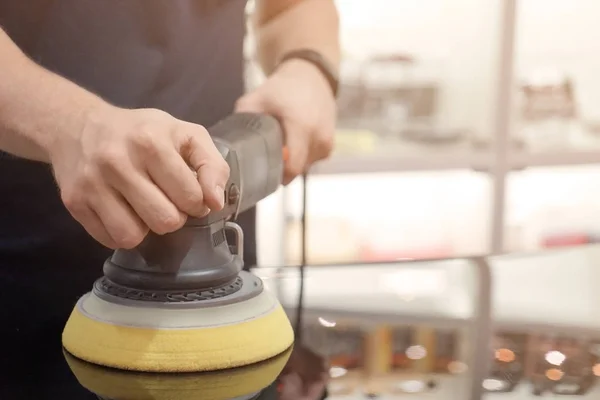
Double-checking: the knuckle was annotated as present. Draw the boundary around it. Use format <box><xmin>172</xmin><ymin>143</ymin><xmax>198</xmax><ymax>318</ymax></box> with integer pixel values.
<box><xmin>286</xmin><ymin>163</ymin><xmax>303</xmax><ymax>178</ymax></box>
<box><xmin>179</xmin><ymin>190</ymin><xmax>204</xmax><ymax>212</ymax></box>
<box><xmin>216</xmin><ymin>159</ymin><xmax>230</xmax><ymax>179</ymax></box>
<box><xmin>317</xmin><ymin>135</ymin><xmax>334</xmax><ymax>155</ymax></box>
<box><xmin>79</xmin><ymin>165</ymin><xmax>100</xmax><ymax>189</ymax></box>
<box><xmin>146</xmin><ymin>108</ymin><xmax>171</xmax><ymax>120</ymax></box>
<box><xmin>131</xmin><ymin>125</ymin><xmax>159</xmax><ymax>154</ymax></box>
<box><xmin>61</xmin><ymin>167</ymin><xmax>102</xmax><ymax>212</ymax></box>
<box><xmin>93</xmin><ymin>146</ymin><xmax>126</xmax><ymax>170</ymax></box>
<box><xmin>134</xmin><ymin>108</ymin><xmax>171</xmax><ymax>122</ymax></box>
<box><xmin>186</xmin><ymin>190</ymin><xmax>205</xmax><ymax>206</ymax></box>
<box><xmin>154</xmin><ymin>213</ymin><xmax>185</xmax><ymax>234</ymax></box>
<box><xmin>61</xmin><ymin>189</ymin><xmax>85</xmax><ymax>212</ymax></box>
<box><xmin>112</xmin><ymin>223</ymin><xmax>148</xmax><ymax>249</ymax></box>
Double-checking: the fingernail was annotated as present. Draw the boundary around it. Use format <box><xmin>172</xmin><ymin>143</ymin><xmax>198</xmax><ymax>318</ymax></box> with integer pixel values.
<box><xmin>215</xmin><ymin>185</ymin><xmax>225</xmax><ymax>208</ymax></box>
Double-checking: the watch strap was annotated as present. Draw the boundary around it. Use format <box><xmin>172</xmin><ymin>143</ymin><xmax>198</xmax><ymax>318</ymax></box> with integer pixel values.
<box><xmin>278</xmin><ymin>49</ymin><xmax>339</xmax><ymax>97</ymax></box>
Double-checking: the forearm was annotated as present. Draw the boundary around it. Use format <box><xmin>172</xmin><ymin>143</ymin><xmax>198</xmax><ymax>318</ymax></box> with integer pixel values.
<box><xmin>252</xmin><ymin>0</ymin><xmax>340</xmax><ymax>75</ymax></box>
<box><xmin>0</xmin><ymin>28</ymin><xmax>105</xmax><ymax>162</ymax></box>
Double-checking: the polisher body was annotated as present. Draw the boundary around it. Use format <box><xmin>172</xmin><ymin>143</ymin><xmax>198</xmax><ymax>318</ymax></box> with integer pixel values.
<box><xmin>62</xmin><ymin>113</ymin><xmax>294</xmax><ymax>372</ymax></box>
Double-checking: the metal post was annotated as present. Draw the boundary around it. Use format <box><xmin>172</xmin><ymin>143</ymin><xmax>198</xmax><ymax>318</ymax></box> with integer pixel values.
<box><xmin>490</xmin><ymin>0</ymin><xmax>518</xmax><ymax>254</ymax></box>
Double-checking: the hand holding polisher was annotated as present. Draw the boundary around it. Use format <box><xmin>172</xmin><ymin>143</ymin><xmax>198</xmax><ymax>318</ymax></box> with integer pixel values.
<box><xmin>62</xmin><ymin>113</ymin><xmax>294</xmax><ymax>372</ymax></box>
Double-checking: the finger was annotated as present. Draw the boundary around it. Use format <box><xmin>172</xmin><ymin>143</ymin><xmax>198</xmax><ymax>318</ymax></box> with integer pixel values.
<box><xmin>306</xmin><ymin>131</ymin><xmax>334</xmax><ymax>166</ymax></box>
<box><xmin>146</xmin><ymin>143</ymin><xmax>209</xmax><ymax>218</ymax></box>
<box><xmin>110</xmin><ymin>170</ymin><xmax>187</xmax><ymax>236</ymax></box>
<box><xmin>234</xmin><ymin>93</ymin><xmax>265</xmax><ymax>113</ymax></box>
<box><xmin>69</xmin><ymin>204</ymin><xmax>118</xmax><ymax>249</ymax></box>
<box><xmin>178</xmin><ymin>122</ymin><xmax>229</xmax><ymax>210</ymax></box>
<box><xmin>88</xmin><ymin>188</ymin><xmax>150</xmax><ymax>249</ymax></box>
<box><xmin>282</xmin><ymin>122</ymin><xmax>309</xmax><ymax>185</ymax></box>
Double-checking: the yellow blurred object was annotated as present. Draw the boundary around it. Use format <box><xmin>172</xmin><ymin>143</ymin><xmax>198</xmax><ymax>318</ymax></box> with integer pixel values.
<box><xmin>334</xmin><ymin>129</ymin><xmax>379</xmax><ymax>154</ymax></box>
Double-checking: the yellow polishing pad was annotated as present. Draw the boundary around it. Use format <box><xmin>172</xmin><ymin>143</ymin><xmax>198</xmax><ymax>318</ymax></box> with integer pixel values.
<box><xmin>64</xmin><ymin>347</ymin><xmax>291</xmax><ymax>400</ymax></box>
<box><xmin>62</xmin><ymin>286</ymin><xmax>294</xmax><ymax>372</ymax></box>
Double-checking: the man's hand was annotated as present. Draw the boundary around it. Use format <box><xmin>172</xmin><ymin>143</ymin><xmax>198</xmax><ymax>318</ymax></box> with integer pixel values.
<box><xmin>235</xmin><ymin>59</ymin><xmax>336</xmax><ymax>184</ymax></box>
<box><xmin>48</xmin><ymin>105</ymin><xmax>229</xmax><ymax>249</ymax></box>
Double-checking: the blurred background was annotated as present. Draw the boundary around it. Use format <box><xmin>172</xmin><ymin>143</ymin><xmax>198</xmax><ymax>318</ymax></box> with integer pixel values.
<box><xmin>245</xmin><ymin>0</ymin><xmax>600</xmax><ymax>398</ymax></box>
<box><xmin>243</xmin><ymin>0</ymin><xmax>600</xmax><ymax>267</ymax></box>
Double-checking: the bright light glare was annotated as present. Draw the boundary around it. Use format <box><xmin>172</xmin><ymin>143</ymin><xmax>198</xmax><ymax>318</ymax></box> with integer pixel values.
<box><xmin>545</xmin><ymin>350</ymin><xmax>566</xmax><ymax>366</ymax></box>
<box><xmin>329</xmin><ymin>366</ymin><xmax>347</xmax><ymax>378</ymax></box>
<box><xmin>396</xmin><ymin>380</ymin><xmax>425</xmax><ymax>393</ymax></box>
<box><xmin>482</xmin><ymin>379</ymin><xmax>506</xmax><ymax>391</ymax></box>
<box><xmin>318</xmin><ymin>317</ymin><xmax>337</xmax><ymax>328</ymax></box>
<box><xmin>406</xmin><ymin>345</ymin><xmax>427</xmax><ymax>360</ymax></box>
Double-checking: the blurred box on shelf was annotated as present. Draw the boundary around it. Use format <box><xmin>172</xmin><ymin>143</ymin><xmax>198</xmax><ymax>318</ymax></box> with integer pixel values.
<box><xmin>285</xmin><ymin>218</ymin><xmax>361</xmax><ymax>265</ymax></box>
<box><xmin>336</xmin><ymin>54</ymin><xmax>470</xmax><ymax>149</ymax></box>
<box><xmin>506</xmin><ymin>166</ymin><xmax>600</xmax><ymax>252</ymax></box>
<box><xmin>284</xmin><ymin>172</ymin><xmax>490</xmax><ymax>263</ymax></box>
<box><xmin>285</xmin><ymin>216</ymin><xmax>453</xmax><ymax>264</ymax></box>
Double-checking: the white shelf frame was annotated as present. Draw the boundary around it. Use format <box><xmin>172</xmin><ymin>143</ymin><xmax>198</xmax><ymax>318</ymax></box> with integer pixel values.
<box><xmin>489</xmin><ymin>0</ymin><xmax>518</xmax><ymax>254</ymax></box>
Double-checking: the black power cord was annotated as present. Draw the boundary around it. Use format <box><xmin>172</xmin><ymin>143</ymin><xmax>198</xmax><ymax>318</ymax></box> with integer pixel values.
<box><xmin>294</xmin><ymin>172</ymin><xmax>307</xmax><ymax>345</ymax></box>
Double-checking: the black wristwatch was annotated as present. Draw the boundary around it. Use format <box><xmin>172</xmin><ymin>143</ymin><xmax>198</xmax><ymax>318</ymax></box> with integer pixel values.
<box><xmin>278</xmin><ymin>49</ymin><xmax>339</xmax><ymax>98</ymax></box>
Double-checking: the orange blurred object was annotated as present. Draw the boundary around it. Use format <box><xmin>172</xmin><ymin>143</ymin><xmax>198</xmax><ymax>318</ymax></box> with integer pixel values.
<box><xmin>545</xmin><ymin>368</ymin><xmax>564</xmax><ymax>381</ymax></box>
<box><xmin>282</xmin><ymin>146</ymin><xmax>289</xmax><ymax>162</ymax></box>
<box><xmin>495</xmin><ymin>348</ymin><xmax>516</xmax><ymax>363</ymax></box>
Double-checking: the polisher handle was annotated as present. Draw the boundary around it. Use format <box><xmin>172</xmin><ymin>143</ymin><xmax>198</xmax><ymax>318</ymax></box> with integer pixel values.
<box><xmin>208</xmin><ymin>112</ymin><xmax>286</xmax><ymax>216</ymax></box>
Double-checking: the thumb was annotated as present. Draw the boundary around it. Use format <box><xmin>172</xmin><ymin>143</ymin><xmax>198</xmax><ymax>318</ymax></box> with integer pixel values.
<box><xmin>282</xmin><ymin>120</ymin><xmax>309</xmax><ymax>185</ymax></box>
<box><xmin>235</xmin><ymin>92</ymin><xmax>266</xmax><ymax>113</ymax></box>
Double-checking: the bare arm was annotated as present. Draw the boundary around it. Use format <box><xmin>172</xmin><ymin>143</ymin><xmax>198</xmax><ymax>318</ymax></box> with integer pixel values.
<box><xmin>251</xmin><ymin>0</ymin><xmax>341</xmax><ymax>76</ymax></box>
<box><xmin>0</xmin><ymin>28</ymin><xmax>230</xmax><ymax>250</ymax></box>
<box><xmin>0</xmin><ymin>28</ymin><xmax>105</xmax><ymax>162</ymax></box>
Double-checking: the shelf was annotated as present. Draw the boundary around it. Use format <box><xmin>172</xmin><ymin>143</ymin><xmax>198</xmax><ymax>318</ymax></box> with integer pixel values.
<box><xmin>256</xmin><ymin>245</ymin><xmax>600</xmax><ymax>337</ymax></box>
<box><xmin>254</xmin><ymin>260</ymin><xmax>482</xmax><ymax>327</ymax></box>
<box><xmin>308</xmin><ymin>127</ymin><xmax>490</xmax><ymax>175</ymax></box>
<box><xmin>491</xmin><ymin>245</ymin><xmax>600</xmax><ymax>336</ymax></box>
<box><xmin>311</xmin><ymin>150</ymin><xmax>490</xmax><ymax>175</ymax></box>
<box><xmin>510</xmin><ymin>150</ymin><xmax>600</xmax><ymax>170</ymax></box>
<box><xmin>309</xmin><ymin>148</ymin><xmax>600</xmax><ymax>175</ymax></box>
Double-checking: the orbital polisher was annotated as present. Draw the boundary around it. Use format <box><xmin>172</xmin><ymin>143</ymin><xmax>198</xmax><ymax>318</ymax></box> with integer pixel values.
<box><xmin>62</xmin><ymin>113</ymin><xmax>294</xmax><ymax>373</ymax></box>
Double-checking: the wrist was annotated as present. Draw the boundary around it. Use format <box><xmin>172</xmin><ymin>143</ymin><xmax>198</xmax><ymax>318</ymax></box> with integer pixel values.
<box><xmin>44</xmin><ymin>97</ymin><xmax>112</xmax><ymax>161</ymax></box>
<box><xmin>276</xmin><ymin>49</ymin><xmax>339</xmax><ymax>98</ymax></box>
<box><xmin>28</xmin><ymin>71</ymin><xmax>109</xmax><ymax>160</ymax></box>
<box><xmin>275</xmin><ymin>58</ymin><xmax>336</xmax><ymax>101</ymax></box>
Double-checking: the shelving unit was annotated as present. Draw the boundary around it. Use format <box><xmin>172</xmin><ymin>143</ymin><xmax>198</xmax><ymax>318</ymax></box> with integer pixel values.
<box><xmin>253</xmin><ymin>257</ymin><xmax>492</xmax><ymax>400</ymax></box>
<box><xmin>253</xmin><ymin>245</ymin><xmax>600</xmax><ymax>398</ymax></box>
<box><xmin>251</xmin><ymin>0</ymin><xmax>600</xmax><ymax>267</ymax></box>
<box><xmin>255</xmin><ymin>245</ymin><xmax>600</xmax><ymax>336</ymax></box>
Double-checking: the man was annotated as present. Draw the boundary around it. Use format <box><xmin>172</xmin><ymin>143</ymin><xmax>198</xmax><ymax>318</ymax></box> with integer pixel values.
<box><xmin>0</xmin><ymin>0</ymin><xmax>339</xmax><ymax>389</ymax></box>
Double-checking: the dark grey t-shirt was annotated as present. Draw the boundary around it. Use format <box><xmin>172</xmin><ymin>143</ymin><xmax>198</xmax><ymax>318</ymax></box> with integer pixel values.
<box><xmin>0</xmin><ymin>0</ymin><xmax>249</xmax><ymax>251</ymax></box>
<box><xmin>0</xmin><ymin>0</ymin><xmax>255</xmax><ymax>359</ymax></box>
